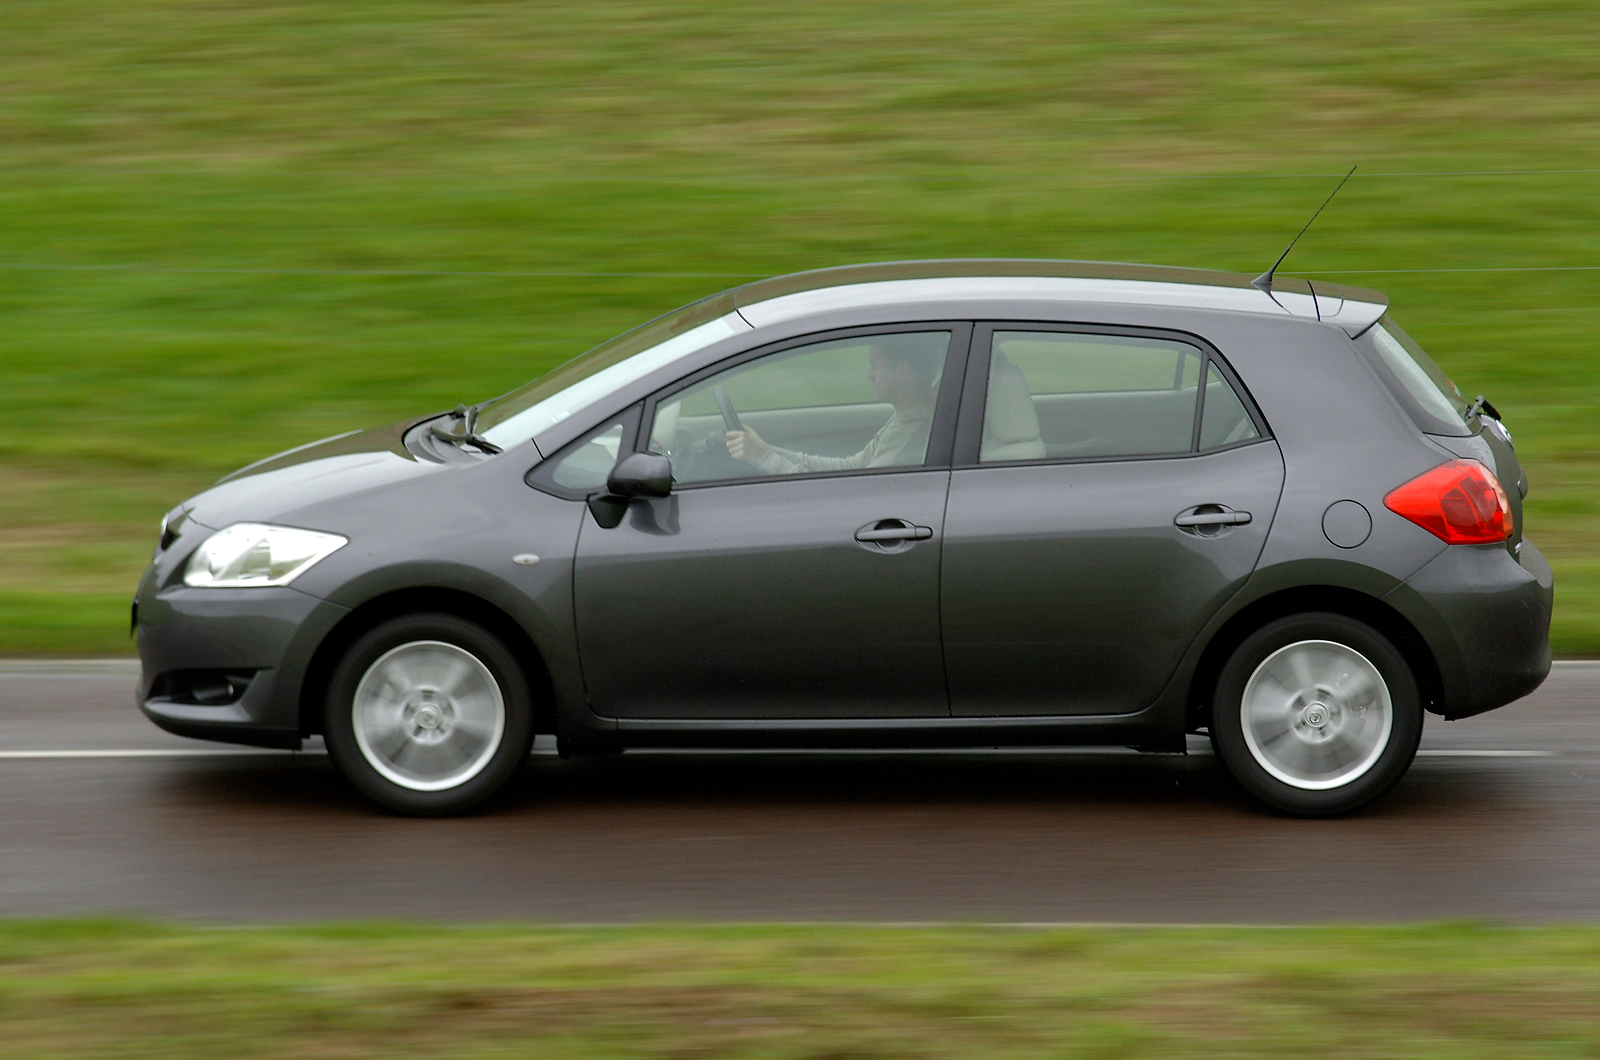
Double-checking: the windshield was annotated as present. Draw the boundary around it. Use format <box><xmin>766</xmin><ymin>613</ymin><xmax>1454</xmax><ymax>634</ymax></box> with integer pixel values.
<box><xmin>476</xmin><ymin>290</ymin><xmax>744</xmax><ymax>449</ymax></box>
<box><xmin>1362</xmin><ymin>316</ymin><xmax>1470</xmax><ymax>436</ymax></box>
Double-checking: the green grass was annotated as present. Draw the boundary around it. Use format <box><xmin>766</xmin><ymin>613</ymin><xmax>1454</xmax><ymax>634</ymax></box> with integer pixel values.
<box><xmin>3</xmin><ymin>921</ymin><xmax>1600</xmax><ymax>1058</ymax></box>
<box><xmin>2</xmin><ymin>0</ymin><xmax>1598</xmax><ymax>653</ymax></box>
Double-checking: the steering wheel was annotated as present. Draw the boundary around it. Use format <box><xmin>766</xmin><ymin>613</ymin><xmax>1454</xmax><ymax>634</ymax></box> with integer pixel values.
<box><xmin>713</xmin><ymin>384</ymin><xmax>743</xmax><ymax>433</ymax></box>
<box><xmin>672</xmin><ymin>427</ymin><xmax>750</xmax><ymax>482</ymax></box>
<box><xmin>669</xmin><ymin>385</ymin><xmax>757</xmax><ymax>482</ymax></box>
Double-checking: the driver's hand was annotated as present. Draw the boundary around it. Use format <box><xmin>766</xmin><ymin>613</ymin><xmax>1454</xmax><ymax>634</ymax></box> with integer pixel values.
<box><xmin>726</xmin><ymin>427</ymin><xmax>771</xmax><ymax>464</ymax></box>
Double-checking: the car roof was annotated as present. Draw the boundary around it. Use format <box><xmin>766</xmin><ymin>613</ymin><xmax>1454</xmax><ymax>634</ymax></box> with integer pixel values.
<box><xmin>731</xmin><ymin>259</ymin><xmax>1388</xmax><ymax>337</ymax></box>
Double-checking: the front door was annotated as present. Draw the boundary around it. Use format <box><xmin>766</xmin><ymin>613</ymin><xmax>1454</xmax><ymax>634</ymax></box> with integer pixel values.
<box><xmin>572</xmin><ymin>325</ymin><xmax>966</xmax><ymax>720</ymax></box>
<box><xmin>941</xmin><ymin>325</ymin><xmax>1285</xmax><ymax>716</ymax></box>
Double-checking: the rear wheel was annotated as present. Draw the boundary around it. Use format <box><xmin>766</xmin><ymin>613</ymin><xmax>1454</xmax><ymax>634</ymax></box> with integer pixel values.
<box><xmin>325</xmin><ymin>613</ymin><xmax>533</xmax><ymax>815</ymax></box>
<box><xmin>1210</xmin><ymin>613</ymin><xmax>1422</xmax><ymax>816</ymax></box>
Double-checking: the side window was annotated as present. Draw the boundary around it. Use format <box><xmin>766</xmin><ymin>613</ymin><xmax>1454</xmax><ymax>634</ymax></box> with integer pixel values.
<box><xmin>1198</xmin><ymin>362</ymin><xmax>1261</xmax><ymax>449</ymax></box>
<box><xmin>650</xmin><ymin>331</ymin><xmax>953</xmax><ymax>486</ymax></box>
<box><xmin>1362</xmin><ymin>319</ymin><xmax>1470</xmax><ymax>436</ymax></box>
<box><xmin>980</xmin><ymin>331</ymin><xmax>1202</xmax><ymax>462</ymax></box>
<box><xmin>525</xmin><ymin>415</ymin><xmax>630</xmax><ymax>497</ymax></box>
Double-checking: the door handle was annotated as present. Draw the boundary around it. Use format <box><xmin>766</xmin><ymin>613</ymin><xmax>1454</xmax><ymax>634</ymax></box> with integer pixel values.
<box><xmin>855</xmin><ymin>519</ymin><xmax>934</xmax><ymax>543</ymax></box>
<box><xmin>1174</xmin><ymin>506</ymin><xmax>1252</xmax><ymax>528</ymax></box>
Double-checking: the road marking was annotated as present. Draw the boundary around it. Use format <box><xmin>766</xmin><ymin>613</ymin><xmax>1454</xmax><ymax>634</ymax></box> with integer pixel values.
<box><xmin>5</xmin><ymin>658</ymin><xmax>1597</xmax><ymax>677</ymax></box>
<box><xmin>1415</xmin><ymin>749</ymin><xmax>1553</xmax><ymax>758</ymax></box>
<box><xmin>0</xmin><ymin>747</ymin><xmax>1558</xmax><ymax>761</ymax></box>
<box><xmin>0</xmin><ymin>748</ymin><xmax>328</xmax><ymax>759</ymax></box>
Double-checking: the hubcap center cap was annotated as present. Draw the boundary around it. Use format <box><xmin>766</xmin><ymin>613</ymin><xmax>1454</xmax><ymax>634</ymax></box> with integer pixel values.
<box><xmin>402</xmin><ymin>689</ymin><xmax>455</xmax><ymax>743</ymax></box>
<box><xmin>1304</xmin><ymin>703</ymin><xmax>1329</xmax><ymax>727</ymax></box>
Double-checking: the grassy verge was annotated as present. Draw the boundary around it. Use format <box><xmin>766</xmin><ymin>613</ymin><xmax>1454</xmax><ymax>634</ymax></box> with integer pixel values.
<box><xmin>2</xmin><ymin>921</ymin><xmax>1599</xmax><ymax>1058</ymax></box>
<box><xmin>2</xmin><ymin>1</ymin><xmax>1598</xmax><ymax>654</ymax></box>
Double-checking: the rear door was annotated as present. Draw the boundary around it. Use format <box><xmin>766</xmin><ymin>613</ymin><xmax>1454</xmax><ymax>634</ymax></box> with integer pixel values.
<box><xmin>941</xmin><ymin>324</ymin><xmax>1284</xmax><ymax>717</ymax></box>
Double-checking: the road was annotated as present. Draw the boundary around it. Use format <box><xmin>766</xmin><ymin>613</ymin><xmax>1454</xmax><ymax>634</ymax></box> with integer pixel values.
<box><xmin>1</xmin><ymin>660</ymin><xmax>1597</xmax><ymax>922</ymax></box>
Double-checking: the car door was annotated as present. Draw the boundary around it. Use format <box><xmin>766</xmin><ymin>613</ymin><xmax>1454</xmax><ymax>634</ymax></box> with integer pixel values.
<box><xmin>941</xmin><ymin>324</ymin><xmax>1284</xmax><ymax>717</ymax></box>
<box><xmin>566</xmin><ymin>324</ymin><xmax>969</xmax><ymax>720</ymax></box>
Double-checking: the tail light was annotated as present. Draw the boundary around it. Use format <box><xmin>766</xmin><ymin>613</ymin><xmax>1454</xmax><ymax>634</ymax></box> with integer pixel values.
<box><xmin>1384</xmin><ymin>459</ymin><xmax>1512</xmax><ymax>544</ymax></box>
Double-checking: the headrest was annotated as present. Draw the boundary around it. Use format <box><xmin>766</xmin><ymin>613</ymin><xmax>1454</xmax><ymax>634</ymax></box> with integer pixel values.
<box><xmin>983</xmin><ymin>354</ymin><xmax>1042</xmax><ymax>445</ymax></box>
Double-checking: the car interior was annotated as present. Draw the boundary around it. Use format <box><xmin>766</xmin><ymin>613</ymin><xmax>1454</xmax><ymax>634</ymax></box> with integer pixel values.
<box><xmin>614</xmin><ymin>330</ymin><xmax>1263</xmax><ymax>486</ymax></box>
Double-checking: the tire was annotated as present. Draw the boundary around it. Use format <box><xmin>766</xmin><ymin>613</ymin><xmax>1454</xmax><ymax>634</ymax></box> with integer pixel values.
<box><xmin>324</xmin><ymin>613</ymin><xmax>534</xmax><ymax>816</ymax></box>
<box><xmin>1210</xmin><ymin>613</ymin><xmax>1422</xmax><ymax>817</ymax></box>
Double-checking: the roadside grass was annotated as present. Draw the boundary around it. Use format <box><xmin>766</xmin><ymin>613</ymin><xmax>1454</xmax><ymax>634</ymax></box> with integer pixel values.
<box><xmin>2</xmin><ymin>921</ymin><xmax>1599</xmax><ymax>1058</ymax></box>
<box><xmin>2</xmin><ymin>1</ymin><xmax>1598</xmax><ymax>654</ymax></box>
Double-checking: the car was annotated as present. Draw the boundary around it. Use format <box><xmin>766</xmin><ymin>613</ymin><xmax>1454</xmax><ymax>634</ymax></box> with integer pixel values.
<box><xmin>133</xmin><ymin>259</ymin><xmax>1553</xmax><ymax>817</ymax></box>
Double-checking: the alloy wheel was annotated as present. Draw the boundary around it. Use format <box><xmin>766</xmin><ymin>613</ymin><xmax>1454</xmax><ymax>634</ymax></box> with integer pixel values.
<box><xmin>1239</xmin><ymin>639</ymin><xmax>1394</xmax><ymax>790</ymax></box>
<box><xmin>351</xmin><ymin>639</ymin><xmax>507</xmax><ymax>792</ymax></box>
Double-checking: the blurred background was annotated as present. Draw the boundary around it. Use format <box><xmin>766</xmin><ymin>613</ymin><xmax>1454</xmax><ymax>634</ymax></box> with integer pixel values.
<box><xmin>3</xmin><ymin>0</ymin><xmax>1597</xmax><ymax>655</ymax></box>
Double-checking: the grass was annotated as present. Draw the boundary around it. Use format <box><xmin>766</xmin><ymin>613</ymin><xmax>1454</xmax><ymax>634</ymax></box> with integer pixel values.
<box><xmin>2</xmin><ymin>921</ymin><xmax>1600</xmax><ymax>1057</ymax></box>
<box><xmin>2</xmin><ymin>0</ymin><xmax>1598</xmax><ymax>653</ymax></box>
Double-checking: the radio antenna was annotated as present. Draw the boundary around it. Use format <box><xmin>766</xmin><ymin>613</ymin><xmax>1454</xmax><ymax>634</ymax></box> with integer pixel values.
<box><xmin>1251</xmin><ymin>164</ymin><xmax>1357</xmax><ymax>296</ymax></box>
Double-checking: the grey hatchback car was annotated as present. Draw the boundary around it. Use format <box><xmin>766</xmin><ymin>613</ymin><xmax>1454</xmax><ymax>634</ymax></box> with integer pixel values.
<box><xmin>134</xmin><ymin>260</ymin><xmax>1553</xmax><ymax>816</ymax></box>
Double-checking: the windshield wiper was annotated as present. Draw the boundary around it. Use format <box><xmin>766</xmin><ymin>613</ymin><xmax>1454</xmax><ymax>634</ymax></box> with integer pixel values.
<box><xmin>430</xmin><ymin>403</ymin><xmax>502</xmax><ymax>455</ymax></box>
<box><xmin>1464</xmin><ymin>394</ymin><xmax>1503</xmax><ymax>423</ymax></box>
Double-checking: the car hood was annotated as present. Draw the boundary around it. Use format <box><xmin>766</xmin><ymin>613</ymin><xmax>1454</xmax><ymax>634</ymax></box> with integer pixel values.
<box><xmin>172</xmin><ymin>418</ymin><xmax>449</xmax><ymax>532</ymax></box>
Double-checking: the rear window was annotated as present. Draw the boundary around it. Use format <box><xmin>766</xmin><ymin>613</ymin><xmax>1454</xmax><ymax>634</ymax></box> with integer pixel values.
<box><xmin>1359</xmin><ymin>317</ymin><xmax>1470</xmax><ymax>436</ymax></box>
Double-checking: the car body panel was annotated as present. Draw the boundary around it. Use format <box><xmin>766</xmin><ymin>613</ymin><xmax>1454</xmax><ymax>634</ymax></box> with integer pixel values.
<box><xmin>185</xmin><ymin>420</ymin><xmax>446</xmax><ymax>529</ymax></box>
<box><xmin>136</xmin><ymin>581</ymin><xmax>348</xmax><ymax>747</ymax></box>
<box><xmin>942</xmin><ymin>441</ymin><xmax>1285</xmax><ymax>716</ymax></box>
<box><xmin>141</xmin><ymin>443</ymin><xmax>591</xmax><ymax>740</ymax></box>
<box><xmin>1384</xmin><ymin>538</ymin><xmax>1553</xmax><ymax>719</ymax></box>
<box><xmin>574</xmin><ymin>470</ymin><xmax>952</xmax><ymax>720</ymax></box>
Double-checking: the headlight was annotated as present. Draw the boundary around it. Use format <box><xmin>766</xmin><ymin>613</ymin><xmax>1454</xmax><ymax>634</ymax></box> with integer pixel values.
<box><xmin>183</xmin><ymin>523</ymin><xmax>347</xmax><ymax>588</ymax></box>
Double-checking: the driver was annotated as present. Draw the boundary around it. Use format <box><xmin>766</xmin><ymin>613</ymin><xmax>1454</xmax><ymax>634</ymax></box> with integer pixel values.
<box><xmin>725</xmin><ymin>342</ymin><xmax>940</xmax><ymax>474</ymax></box>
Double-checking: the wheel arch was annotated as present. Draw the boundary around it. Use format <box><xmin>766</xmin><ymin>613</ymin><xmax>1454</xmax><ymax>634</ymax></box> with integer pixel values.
<box><xmin>297</xmin><ymin>586</ymin><xmax>556</xmax><ymax>738</ymax></box>
<box><xmin>1186</xmin><ymin>585</ymin><xmax>1444</xmax><ymax>731</ymax></box>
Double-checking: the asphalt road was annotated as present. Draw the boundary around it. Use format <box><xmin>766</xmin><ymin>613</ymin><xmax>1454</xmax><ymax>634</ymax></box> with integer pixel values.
<box><xmin>1</xmin><ymin>660</ymin><xmax>1597</xmax><ymax>923</ymax></box>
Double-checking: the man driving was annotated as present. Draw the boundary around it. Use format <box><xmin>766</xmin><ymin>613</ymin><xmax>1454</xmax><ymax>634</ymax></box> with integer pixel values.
<box><xmin>724</xmin><ymin>342</ymin><xmax>941</xmax><ymax>474</ymax></box>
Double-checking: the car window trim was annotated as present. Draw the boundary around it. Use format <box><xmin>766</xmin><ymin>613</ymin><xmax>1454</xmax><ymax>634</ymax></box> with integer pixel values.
<box><xmin>953</xmin><ymin>321</ymin><xmax>1271</xmax><ymax>469</ymax></box>
<box><xmin>1195</xmin><ymin>348</ymin><xmax>1271</xmax><ymax>453</ymax></box>
<box><xmin>633</xmin><ymin>321</ymin><xmax>975</xmax><ymax>490</ymax></box>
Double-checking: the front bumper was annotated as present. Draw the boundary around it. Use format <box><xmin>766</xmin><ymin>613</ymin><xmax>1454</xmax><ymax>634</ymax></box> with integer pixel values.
<box><xmin>135</xmin><ymin>574</ymin><xmax>349</xmax><ymax>748</ymax></box>
<box><xmin>1385</xmin><ymin>538</ymin><xmax>1554</xmax><ymax>719</ymax></box>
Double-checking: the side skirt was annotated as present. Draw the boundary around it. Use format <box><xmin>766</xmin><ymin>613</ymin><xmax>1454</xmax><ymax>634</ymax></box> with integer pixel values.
<box><xmin>611</xmin><ymin>711</ymin><xmax>1181</xmax><ymax>752</ymax></box>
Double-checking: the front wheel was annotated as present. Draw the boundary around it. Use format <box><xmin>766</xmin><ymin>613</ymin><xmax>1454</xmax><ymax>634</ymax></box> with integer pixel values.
<box><xmin>325</xmin><ymin>613</ymin><xmax>534</xmax><ymax>816</ymax></box>
<box><xmin>1210</xmin><ymin>613</ymin><xmax>1422</xmax><ymax>816</ymax></box>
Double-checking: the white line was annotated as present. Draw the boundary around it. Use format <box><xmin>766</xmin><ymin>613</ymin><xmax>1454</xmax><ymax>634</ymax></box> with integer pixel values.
<box><xmin>1415</xmin><ymin>749</ymin><xmax>1553</xmax><ymax>758</ymax></box>
<box><xmin>5</xmin><ymin>659</ymin><xmax>1597</xmax><ymax>675</ymax></box>
<box><xmin>0</xmin><ymin>747</ymin><xmax>1557</xmax><ymax>761</ymax></box>
<box><xmin>0</xmin><ymin>661</ymin><xmax>141</xmax><ymax>676</ymax></box>
<box><xmin>0</xmin><ymin>262</ymin><xmax>767</xmax><ymax>280</ymax></box>
<box><xmin>1308</xmin><ymin>265</ymin><xmax>1600</xmax><ymax>275</ymax></box>
<box><xmin>0</xmin><ymin>748</ymin><xmax>327</xmax><ymax>759</ymax></box>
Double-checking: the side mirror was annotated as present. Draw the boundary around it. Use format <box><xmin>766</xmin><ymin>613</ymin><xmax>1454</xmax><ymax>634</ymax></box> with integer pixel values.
<box><xmin>587</xmin><ymin>453</ymin><xmax>673</xmax><ymax>530</ymax></box>
<box><xmin>586</xmin><ymin>493</ymin><xmax>630</xmax><ymax>529</ymax></box>
<box><xmin>606</xmin><ymin>453</ymin><xmax>673</xmax><ymax>498</ymax></box>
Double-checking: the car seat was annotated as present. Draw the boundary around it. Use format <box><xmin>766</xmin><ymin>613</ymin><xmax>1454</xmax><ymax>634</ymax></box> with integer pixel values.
<box><xmin>980</xmin><ymin>353</ymin><xmax>1047</xmax><ymax>462</ymax></box>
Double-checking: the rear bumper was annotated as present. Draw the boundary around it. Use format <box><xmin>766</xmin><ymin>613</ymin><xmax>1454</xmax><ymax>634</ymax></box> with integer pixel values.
<box><xmin>135</xmin><ymin>574</ymin><xmax>349</xmax><ymax>748</ymax></box>
<box><xmin>1385</xmin><ymin>538</ymin><xmax>1554</xmax><ymax>719</ymax></box>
